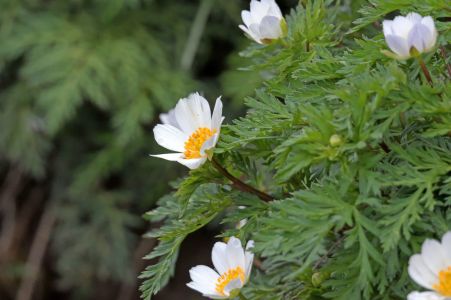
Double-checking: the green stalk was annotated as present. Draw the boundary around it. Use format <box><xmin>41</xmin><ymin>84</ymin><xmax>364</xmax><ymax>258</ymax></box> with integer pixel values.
<box><xmin>181</xmin><ymin>0</ymin><xmax>214</xmax><ymax>71</ymax></box>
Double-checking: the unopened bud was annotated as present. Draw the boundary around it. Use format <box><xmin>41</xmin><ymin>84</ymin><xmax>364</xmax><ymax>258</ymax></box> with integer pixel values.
<box><xmin>329</xmin><ymin>134</ymin><xmax>343</xmax><ymax>147</ymax></box>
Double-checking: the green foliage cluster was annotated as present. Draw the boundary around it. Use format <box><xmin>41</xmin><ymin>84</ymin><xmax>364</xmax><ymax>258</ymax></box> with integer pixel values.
<box><xmin>141</xmin><ymin>0</ymin><xmax>451</xmax><ymax>299</ymax></box>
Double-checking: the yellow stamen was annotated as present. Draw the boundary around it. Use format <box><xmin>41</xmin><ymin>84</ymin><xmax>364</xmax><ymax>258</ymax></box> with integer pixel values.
<box><xmin>184</xmin><ymin>127</ymin><xmax>216</xmax><ymax>159</ymax></box>
<box><xmin>215</xmin><ymin>267</ymin><xmax>245</xmax><ymax>296</ymax></box>
<box><xmin>433</xmin><ymin>266</ymin><xmax>451</xmax><ymax>296</ymax></box>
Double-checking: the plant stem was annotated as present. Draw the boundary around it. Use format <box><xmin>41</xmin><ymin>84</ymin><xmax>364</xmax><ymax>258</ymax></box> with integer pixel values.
<box><xmin>417</xmin><ymin>56</ymin><xmax>433</xmax><ymax>86</ymax></box>
<box><xmin>180</xmin><ymin>0</ymin><xmax>213</xmax><ymax>71</ymax></box>
<box><xmin>399</xmin><ymin>111</ymin><xmax>406</xmax><ymax>128</ymax></box>
<box><xmin>440</xmin><ymin>46</ymin><xmax>451</xmax><ymax>79</ymax></box>
<box><xmin>313</xmin><ymin>235</ymin><xmax>345</xmax><ymax>270</ymax></box>
<box><xmin>239</xmin><ymin>294</ymin><xmax>249</xmax><ymax>300</ymax></box>
<box><xmin>211</xmin><ymin>158</ymin><xmax>274</xmax><ymax>202</ymax></box>
<box><xmin>16</xmin><ymin>205</ymin><xmax>56</xmax><ymax>300</ymax></box>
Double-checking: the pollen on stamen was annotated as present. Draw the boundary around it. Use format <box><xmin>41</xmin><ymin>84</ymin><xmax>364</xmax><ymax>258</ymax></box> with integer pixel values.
<box><xmin>433</xmin><ymin>266</ymin><xmax>451</xmax><ymax>296</ymax></box>
<box><xmin>184</xmin><ymin>127</ymin><xmax>216</xmax><ymax>159</ymax></box>
<box><xmin>215</xmin><ymin>266</ymin><xmax>245</xmax><ymax>296</ymax></box>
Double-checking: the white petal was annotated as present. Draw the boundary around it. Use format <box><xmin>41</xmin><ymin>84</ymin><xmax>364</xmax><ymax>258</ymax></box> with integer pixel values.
<box><xmin>382</xmin><ymin>20</ymin><xmax>394</xmax><ymax>36</ymax></box>
<box><xmin>150</xmin><ymin>153</ymin><xmax>183</xmax><ymax>161</ymax></box>
<box><xmin>407</xmin><ymin>291</ymin><xmax>445</xmax><ymax>300</ymax></box>
<box><xmin>441</xmin><ymin>231</ymin><xmax>451</xmax><ymax>262</ymax></box>
<box><xmin>265</xmin><ymin>0</ymin><xmax>282</xmax><ymax>18</ymax></box>
<box><xmin>259</xmin><ymin>16</ymin><xmax>283</xmax><ymax>40</ymax></box>
<box><xmin>244</xmin><ymin>240</ymin><xmax>255</xmax><ymax>280</ymax></box>
<box><xmin>203</xmin><ymin>293</ymin><xmax>229</xmax><ymax>299</ymax></box>
<box><xmin>421</xmin><ymin>239</ymin><xmax>449</xmax><ymax>275</ymax></box>
<box><xmin>241</xmin><ymin>10</ymin><xmax>253</xmax><ymax>27</ymax></box>
<box><xmin>187</xmin><ymin>281</ymin><xmax>218</xmax><ymax>296</ymax></box>
<box><xmin>408</xmin><ymin>254</ymin><xmax>437</xmax><ymax>289</ymax></box>
<box><xmin>159</xmin><ymin>108</ymin><xmax>179</xmax><ymax>128</ymax></box>
<box><xmin>407</xmin><ymin>23</ymin><xmax>433</xmax><ymax>53</ymax></box>
<box><xmin>406</xmin><ymin>12</ymin><xmax>422</xmax><ymax>24</ymax></box>
<box><xmin>248</xmin><ymin>23</ymin><xmax>263</xmax><ymax>42</ymax></box>
<box><xmin>151</xmin><ymin>153</ymin><xmax>207</xmax><ymax>169</ymax></box>
<box><xmin>200</xmin><ymin>134</ymin><xmax>218</xmax><ymax>156</ymax></box>
<box><xmin>175</xmin><ymin>92</ymin><xmax>212</xmax><ymax>135</ymax></box>
<box><xmin>421</xmin><ymin>16</ymin><xmax>438</xmax><ymax>51</ymax></box>
<box><xmin>153</xmin><ymin>124</ymin><xmax>187</xmax><ymax>152</ymax></box>
<box><xmin>392</xmin><ymin>15</ymin><xmax>414</xmax><ymax>40</ymax></box>
<box><xmin>223</xmin><ymin>278</ymin><xmax>243</xmax><ymax>295</ymax></box>
<box><xmin>421</xmin><ymin>16</ymin><xmax>437</xmax><ymax>37</ymax></box>
<box><xmin>385</xmin><ymin>35</ymin><xmax>410</xmax><ymax>59</ymax></box>
<box><xmin>188</xmin><ymin>265</ymin><xmax>219</xmax><ymax>290</ymax></box>
<box><xmin>250</xmin><ymin>0</ymin><xmax>270</xmax><ymax>23</ymax></box>
<box><xmin>177</xmin><ymin>157</ymin><xmax>207</xmax><ymax>169</ymax></box>
<box><xmin>239</xmin><ymin>24</ymin><xmax>262</xmax><ymax>44</ymax></box>
<box><xmin>212</xmin><ymin>242</ymin><xmax>229</xmax><ymax>275</ymax></box>
<box><xmin>211</xmin><ymin>97</ymin><xmax>224</xmax><ymax>131</ymax></box>
<box><xmin>226</xmin><ymin>237</ymin><xmax>246</xmax><ymax>271</ymax></box>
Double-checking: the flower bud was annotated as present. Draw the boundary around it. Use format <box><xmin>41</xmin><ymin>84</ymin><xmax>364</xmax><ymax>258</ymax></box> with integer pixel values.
<box><xmin>382</xmin><ymin>13</ymin><xmax>437</xmax><ymax>60</ymax></box>
<box><xmin>239</xmin><ymin>0</ymin><xmax>285</xmax><ymax>45</ymax></box>
<box><xmin>329</xmin><ymin>134</ymin><xmax>343</xmax><ymax>147</ymax></box>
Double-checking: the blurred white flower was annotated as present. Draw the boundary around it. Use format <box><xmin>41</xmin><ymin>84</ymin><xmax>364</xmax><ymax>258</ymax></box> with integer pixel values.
<box><xmin>407</xmin><ymin>231</ymin><xmax>451</xmax><ymax>300</ymax></box>
<box><xmin>187</xmin><ymin>237</ymin><xmax>254</xmax><ymax>299</ymax></box>
<box><xmin>382</xmin><ymin>12</ymin><xmax>437</xmax><ymax>60</ymax></box>
<box><xmin>239</xmin><ymin>0</ymin><xmax>285</xmax><ymax>44</ymax></box>
<box><xmin>152</xmin><ymin>92</ymin><xmax>224</xmax><ymax>169</ymax></box>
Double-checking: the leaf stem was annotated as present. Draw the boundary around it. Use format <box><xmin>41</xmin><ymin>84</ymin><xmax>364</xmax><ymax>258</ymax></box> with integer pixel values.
<box><xmin>416</xmin><ymin>56</ymin><xmax>433</xmax><ymax>86</ymax></box>
<box><xmin>211</xmin><ymin>158</ymin><xmax>274</xmax><ymax>202</ymax></box>
<box><xmin>313</xmin><ymin>235</ymin><xmax>345</xmax><ymax>270</ymax></box>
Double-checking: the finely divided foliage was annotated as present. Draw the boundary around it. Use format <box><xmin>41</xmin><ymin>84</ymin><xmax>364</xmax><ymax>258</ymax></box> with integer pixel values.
<box><xmin>141</xmin><ymin>0</ymin><xmax>450</xmax><ymax>299</ymax></box>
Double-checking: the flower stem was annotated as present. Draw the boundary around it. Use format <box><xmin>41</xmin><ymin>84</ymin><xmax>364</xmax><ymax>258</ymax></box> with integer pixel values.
<box><xmin>211</xmin><ymin>158</ymin><xmax>274</xmax><ymax>202</ymax></box>
<box><xmin>416</xmin><ymin>56</ymin><xmax>433</xmax><ymax>86</ymax></box>
<box><xmin>239</xmin><ymin>294</ymin><xmax>249</xmax><ymax>300</ymax></box>
<box><xmin>440</xmin><ymin>46</ymin><xmax>451</xmax><ymax>79</ymax></box>
<box><xmin>278</xmin><ymin>38</ymin><xmax>289</xmax><ymax>48</ymax></box>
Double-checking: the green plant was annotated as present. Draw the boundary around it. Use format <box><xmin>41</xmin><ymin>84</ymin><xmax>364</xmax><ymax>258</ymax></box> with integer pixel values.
<box><xmin>140</xmin><ymin>0</ymin><xmax>450</xmax><ymax>299</ymax></box>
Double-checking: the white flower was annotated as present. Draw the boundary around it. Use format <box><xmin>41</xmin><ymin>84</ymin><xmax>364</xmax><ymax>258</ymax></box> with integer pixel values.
<box><xmin>407</xmin><ymin>231</ymin><xmax>451</xmax><ymax>300</ymax></box>
<box><xmin>152</xmin><ymin>92</ymin><xmax>224</xmax><ymax>169</ymax></box>
<box><xmin>382</xmin><ymin>12</ymin><xmax>437</xmax><ymax>60</ymax></box>
<box><xmin>187</xmin><ymin>237</ymin><xmax>254</xmax><ymax>299</ymax></box>
<box><xmin>239</xmin><ymin>0</ymin><xmax>285</xmax><ymax>44</ymax></box>
<box><xmin>408</xmin><ymin>291</ymin><xmax>447</xmax><ymax>300</ymax></box>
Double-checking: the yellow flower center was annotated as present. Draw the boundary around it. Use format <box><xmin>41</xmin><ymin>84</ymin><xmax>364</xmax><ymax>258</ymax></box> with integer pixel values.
<box><xmin>433</xmin><ymin>266</ymin><xmax>451</xmax><ymax>296</ymax></box>
<box><xmin>184</xmin><ymin>127</ymin><xmax>216</xmax><ymax>159</ymax></box>
<box><xmin>215</xmin><ymin>267</ymin><xmax>245</xmax><ymax>296</ymax></box>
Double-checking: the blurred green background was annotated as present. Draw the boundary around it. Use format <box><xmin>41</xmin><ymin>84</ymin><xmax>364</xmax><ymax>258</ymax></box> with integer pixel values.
<box><xmin>0</xmin><ymin>0</ymin><xmax>296</xmax><ymax>299</ymax></box>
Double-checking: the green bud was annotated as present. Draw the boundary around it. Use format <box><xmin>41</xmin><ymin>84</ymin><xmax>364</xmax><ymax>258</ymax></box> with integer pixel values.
<box><xmin>229</xmin><ymin>288</ymin><xmax>241</xmax><ymax>298</ymax></box>
<box><xmin>312</xmin><ymin>271</ymin><xmax>331</xmax><ymax>287</ymax></box>
<box><xmin>329</xmin><ymin>134</ymin><xmax>343</xmax><ymax>147</ymax></box>
<box><xmin>280</xmin><ymin>18</ymin><xmax>288</xmax><ymax>37</ymax></box>
<box><xmin>409</xmin><ymin>47</ymin><xmax>420</xmax><ymax>58</ymax></box>
<box><xmin>205</xmin><ymin>148</ymin><xmax>214</xmax><ymax>160</ymax></box>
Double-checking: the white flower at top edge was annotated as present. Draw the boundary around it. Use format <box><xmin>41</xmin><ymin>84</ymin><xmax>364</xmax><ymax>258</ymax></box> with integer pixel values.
<box><xmin>407</xmin><ymin>231</ymin><xmax>451</xmax><ymax>300</ymax></box>
<box><xmin>239</xmin><ymin>0</ymin><xmax>285</xmax><ymax>45</ymax></box>
<box><xmin>382</xmin><ymin>12</ymin><xmax>437</xmax><ymax>60</ymax></box>
<box><xmin>152</xmin><ymin>92</ymin><xmax>224</xmax><ymax>170</ymax></box>
<box><xmin>187</xmin><ymin>237</ymin><xmax>254</xmax><ymax>299</ymax></box>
